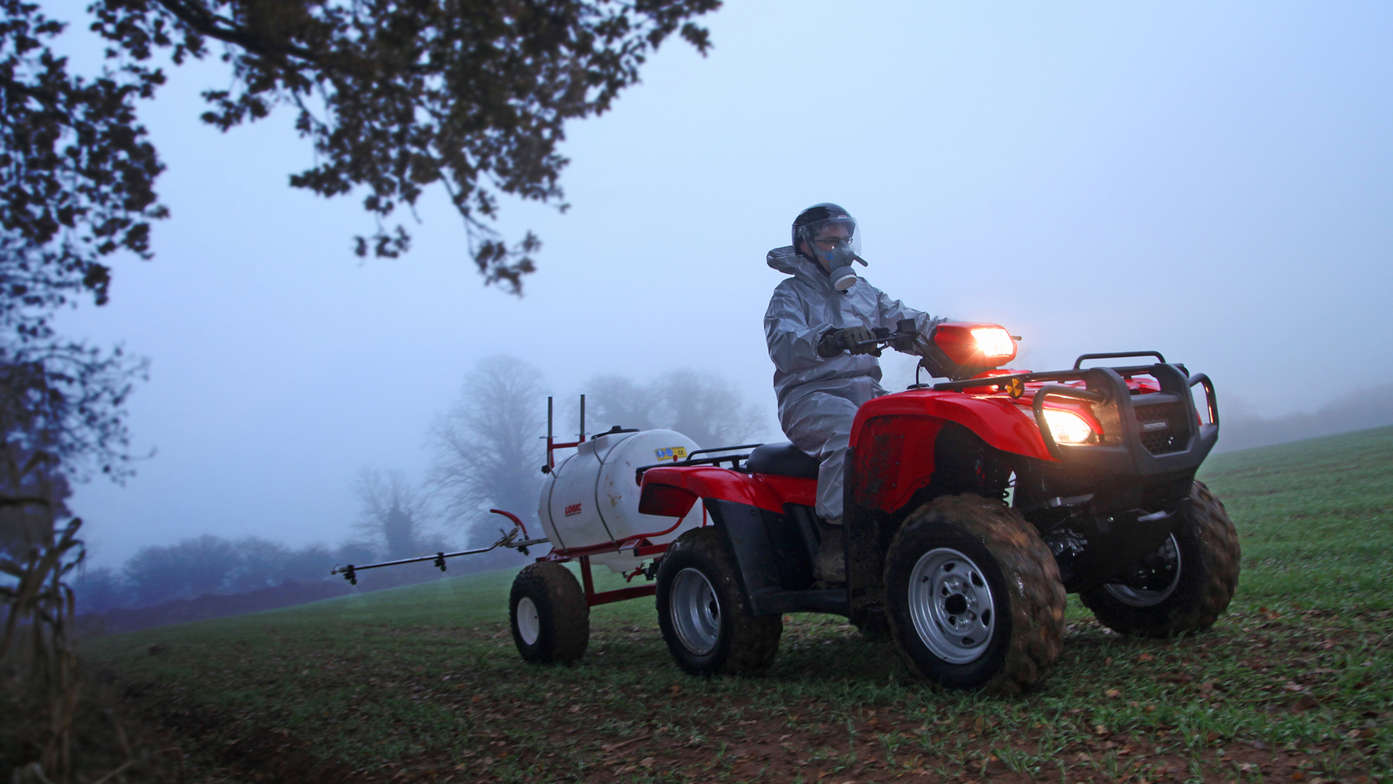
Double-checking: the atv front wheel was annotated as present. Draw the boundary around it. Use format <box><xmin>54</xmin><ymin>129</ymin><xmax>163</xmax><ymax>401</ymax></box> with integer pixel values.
<box><xmin>509</xmin><ymin>562</ymin><xmax>589</xmax><ymax>664</ymax></box>
<box><xmin>656</xmin><ymin>527</ymin><xmax>782</xmax><ymax>675</ymax></box>
<box><xmin>1081</xmin><ymin>481</ymin><xmax>1240</xmax><ymax>637</ymax></box>
<box><xmin>884</xmin><ymin>494</ymin><xmax>1065</xmax><ymax>693</ymax></box>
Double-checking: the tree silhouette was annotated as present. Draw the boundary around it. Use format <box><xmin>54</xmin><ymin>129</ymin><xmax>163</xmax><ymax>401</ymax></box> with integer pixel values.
<box><xmin>428</xmin><ymin>354</ymin><xmax>545</xmax><ymax>556</ymax></box>
<box><xmin>353</xmin><ymin>467</ymin><xmax>429</xmax><ymax>559</ymax></box>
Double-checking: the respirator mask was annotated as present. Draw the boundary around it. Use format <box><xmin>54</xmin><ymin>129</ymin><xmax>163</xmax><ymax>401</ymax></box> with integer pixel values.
<box><xmin>815</xmin><ymin>240</ymin><xmax>861</xmax><ymax>292</ymax></box>
<box><xmin>799</xmin><ymin>214</ymin><xmax>866</xmax><ymax>292</ymax></box>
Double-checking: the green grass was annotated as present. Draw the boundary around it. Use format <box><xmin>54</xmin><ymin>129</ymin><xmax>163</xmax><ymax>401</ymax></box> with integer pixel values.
<box><xmin>63</xmin><ymin>426</ymin><xmax>1393</xmax><ymax>782</ymax></box>
<box><xmin>1202</xmin><ymin>427</ymin><xmax>1393</xmax><ymax>610</ymax></box>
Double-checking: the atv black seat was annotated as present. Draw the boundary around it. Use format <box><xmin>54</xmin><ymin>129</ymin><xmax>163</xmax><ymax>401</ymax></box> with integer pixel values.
<box><xmin>747</xmin><ymin>442</ymin><xmax>820</xmax><ymax>479</ymax></box>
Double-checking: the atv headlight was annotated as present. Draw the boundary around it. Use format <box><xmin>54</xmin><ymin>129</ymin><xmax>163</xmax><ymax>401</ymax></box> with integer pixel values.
<box><xmin>1042</xmin><ymin>409</ymin><xmax>1096</xmax><ymax>445</ymax></box>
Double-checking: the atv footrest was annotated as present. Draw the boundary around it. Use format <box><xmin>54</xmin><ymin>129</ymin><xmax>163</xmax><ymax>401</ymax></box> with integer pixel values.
<box><xmin>748</xmin><ymin>587</ymin><xmax>848</xmax><ymax>616</ymax></box>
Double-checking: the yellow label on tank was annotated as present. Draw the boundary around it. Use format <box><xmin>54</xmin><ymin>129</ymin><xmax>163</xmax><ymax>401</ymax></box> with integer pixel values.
<box><xmin>654</xmin><ymin>446</ymin><xmax>688</xmax><ymax>461</ymax></box>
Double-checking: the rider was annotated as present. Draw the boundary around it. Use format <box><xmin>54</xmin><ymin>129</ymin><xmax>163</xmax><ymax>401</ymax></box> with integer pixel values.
<box><xmin>763</xmin><ymin>203</ymin><xmax>945</xmax><ymax>580</ymax></box>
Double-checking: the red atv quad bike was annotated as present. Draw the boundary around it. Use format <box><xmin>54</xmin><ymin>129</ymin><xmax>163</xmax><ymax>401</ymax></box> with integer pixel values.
<box><xmin>638</xmin><ymin>321</ymin><xmax>1238</xmax><ymax>693</ymax></box>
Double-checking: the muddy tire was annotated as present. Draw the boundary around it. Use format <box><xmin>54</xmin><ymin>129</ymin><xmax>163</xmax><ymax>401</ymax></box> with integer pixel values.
<box><xmin>509</xmin><ymin>562</ymin><xmax>589</xmax><ymax>664</ymax></box>
<box><xmin>1081</xmin><ymin>481</ymin><xmax>1240</xmax><ymax>637</ymax></box>
<box><xmin>656</xmin><ymin>527</ymin><xmax>782</xmax><ymax>675</ymax></box>
<box><xmin>884</xmin><ymin>494</ymin><xmax>1066</xmax><ymax>693</ymax></box>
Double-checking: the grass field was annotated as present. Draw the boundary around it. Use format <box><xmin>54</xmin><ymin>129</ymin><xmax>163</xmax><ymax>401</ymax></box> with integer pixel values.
<box><xmin>65</xmin><ymin>426</ymin><xmax>1393</xmax><ymax>782</ymax></box>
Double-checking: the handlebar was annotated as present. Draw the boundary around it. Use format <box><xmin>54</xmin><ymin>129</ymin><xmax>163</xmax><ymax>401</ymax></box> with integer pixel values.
<box><xmin>851</xmin><ymin>319</ymin><xmax>920</xmax><ymax>357</ymax></box>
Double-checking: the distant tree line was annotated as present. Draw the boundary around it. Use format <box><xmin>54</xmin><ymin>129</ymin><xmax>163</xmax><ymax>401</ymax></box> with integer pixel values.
<box><xmin>71</xmin><ymin>535</ymin><xmax>359</xmax><ymax>613</ymax></box>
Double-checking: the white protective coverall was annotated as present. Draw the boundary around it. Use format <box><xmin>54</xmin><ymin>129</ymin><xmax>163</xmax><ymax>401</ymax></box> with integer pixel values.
<box><xmin>763</xmin><ymin>245</ymin><xmax>943</xmax><ymax>521</ymax></box>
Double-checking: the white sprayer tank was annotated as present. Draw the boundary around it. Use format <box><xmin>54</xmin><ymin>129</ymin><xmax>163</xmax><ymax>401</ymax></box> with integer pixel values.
<box><xmin>539</xmin><ymin>429</ymin><xmax>704</xmax><ymax>573</ymax></box>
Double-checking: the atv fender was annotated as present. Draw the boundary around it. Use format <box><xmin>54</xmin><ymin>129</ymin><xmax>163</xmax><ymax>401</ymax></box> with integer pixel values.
<box><xmin>850</xmin><ymin>391</ymin><xmax>1053</xmax><ymax>465</ymax></box>
<box><xmin>848</xmin><ymin>394</ymin><xmax>1046</xmax><ymax>517</ymax></box>
<box><xmin>639</xmin><ymin>466</ymin><xmax>814</xmax><ymax>514</ymax></box>
<box><xmin>639</xmin><ymin>467</ymin><xmax>843</xmax><ymax>616</ymax></box>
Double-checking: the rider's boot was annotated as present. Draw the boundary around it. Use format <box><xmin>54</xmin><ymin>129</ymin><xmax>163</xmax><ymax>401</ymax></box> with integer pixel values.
<box><xmin>813</xmin><ymin>518</ymin><xmax>845</xmax><ymax>584</ymax></box>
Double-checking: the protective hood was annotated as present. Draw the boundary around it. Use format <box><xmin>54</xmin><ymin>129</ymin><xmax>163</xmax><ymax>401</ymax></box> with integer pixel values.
<box><xmin>766</xmin><ymin>245</ymin><xmax>828</xmax><ymax>286</ymax></box>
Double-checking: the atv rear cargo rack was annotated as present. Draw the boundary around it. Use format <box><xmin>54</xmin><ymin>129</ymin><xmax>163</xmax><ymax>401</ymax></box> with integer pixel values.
<box><xmin>634</xmin><ymin>443</ymin><xmax>763</xmax><ymax>482</ymax></box>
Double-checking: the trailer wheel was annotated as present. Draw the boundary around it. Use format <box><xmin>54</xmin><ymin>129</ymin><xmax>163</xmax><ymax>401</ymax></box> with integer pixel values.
<box><xmin>656</xmin><ymin>527</ymin><xmax>781</xmax><ymax>675</ymax></box>
<box><xmin>509</xmin><ymin>562</ymin><xmax>589</xmax><ymax>664</ymax></box>
<box><xmin>884</xmin><ymin>494</ymin><xmax>1065</xmax><ymax>694</ymax></box>
<box><xmin>1081</xmin><ymin>481</ymin><xmax>1240</xmax><ymax>637</ymax></box>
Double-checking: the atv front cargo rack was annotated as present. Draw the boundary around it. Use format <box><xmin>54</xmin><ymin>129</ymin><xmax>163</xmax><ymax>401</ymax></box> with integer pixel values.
<box><xmin>933</xmin><ymin>351</ymin><xmax>1218</xmax><ymax>474</ymax></box>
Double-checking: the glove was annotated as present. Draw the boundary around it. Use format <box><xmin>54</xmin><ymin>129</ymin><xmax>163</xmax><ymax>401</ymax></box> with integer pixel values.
<box><xmin>889</xmin><ymin>318</ymin><xmax>923</xmax><ymax>353</ymax></box>
<box><xmin>817</xmin><ymin>326</ymin><xmax>876</xmax><ymax>358</ymax></box>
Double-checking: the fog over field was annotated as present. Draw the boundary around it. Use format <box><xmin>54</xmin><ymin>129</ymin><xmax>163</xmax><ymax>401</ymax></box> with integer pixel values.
<box><xmin>47</xmin><ymin>2</ymin><xmax>1393</xmax><ymax>569</ymax></box>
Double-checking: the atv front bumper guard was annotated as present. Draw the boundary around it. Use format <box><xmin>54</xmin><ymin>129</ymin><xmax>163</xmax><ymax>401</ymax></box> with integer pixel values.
<box><xmin>933</xmin><ymin>352</ymin><xmax>1219</xmax><ymax>476</ymax></box>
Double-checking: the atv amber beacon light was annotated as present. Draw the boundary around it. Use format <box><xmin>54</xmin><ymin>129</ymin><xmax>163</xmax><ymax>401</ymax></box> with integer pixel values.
<box><xmin>971</xmin><ymin>327</ymin><xmax>1015</xmax><ymax>359</ymax></box>
<box><xmin>931</xmin><ymin>323</ymin><xmax>1019</xmax><ymax>369</ymax></box>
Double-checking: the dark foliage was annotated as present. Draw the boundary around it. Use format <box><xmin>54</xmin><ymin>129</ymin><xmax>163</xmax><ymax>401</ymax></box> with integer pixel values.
<box><xmin>86</xmin><ymin>0</ymin><xmax>721</xmax><ymax>292</ymax></box>
<box><xmin>2</xmin><ymin>0</ymin><xmax>155</xmax><ymax>487</ymax></box>
<box><xmin>1</xmin><ymin>2</ymin><xmax>166</xmax><ymax>310</ymax></box>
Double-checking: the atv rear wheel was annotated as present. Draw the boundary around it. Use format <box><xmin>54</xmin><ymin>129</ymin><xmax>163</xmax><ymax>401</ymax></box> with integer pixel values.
<box><xmin>884</xmin><ymin>494</ymin><xmax>1065</xmax><ymax>693</ymax></box>
<box><xmin>1081</xmin><ymin>481</ymin><xmax>1240</xmax><ymax>637</ymax></box>
<box><xmin>656</xmin><ymin>527</ymin><xmax>782</xmax><ymax>675</ymax></box>
<box><xmin>509</xmin><ymin>562</ymin><xmax>589</xmax><ymax>664</ymax></box>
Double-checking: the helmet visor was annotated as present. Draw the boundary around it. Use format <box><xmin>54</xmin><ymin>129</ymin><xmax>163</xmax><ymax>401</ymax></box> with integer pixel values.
<box><xmin>798</xmin><ymin>215</ymin><xmax>862</xmax><ymax>261</ymax></box>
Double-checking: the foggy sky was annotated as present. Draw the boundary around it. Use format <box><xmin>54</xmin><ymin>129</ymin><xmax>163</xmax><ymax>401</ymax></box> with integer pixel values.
<box><xmin>50</xmin><ymin>2</ymin><xmax>1393</xmax><ymax>569</ymax></box>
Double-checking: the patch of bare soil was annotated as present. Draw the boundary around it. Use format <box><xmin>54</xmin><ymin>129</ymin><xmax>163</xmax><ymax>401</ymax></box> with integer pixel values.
<box><xmin>92</xmin><ymin>696</ymin><xmax>361</xmax><ymax>784</ymax></box>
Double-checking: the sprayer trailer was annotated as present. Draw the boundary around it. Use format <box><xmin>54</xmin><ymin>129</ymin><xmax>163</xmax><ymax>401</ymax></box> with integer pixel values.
<box><xmin>503</xmin><ymin>397</ymin><xmax>736</xmax><ymax>665</ymax></box>
<box><xmin>333</xmin><ymin>321</ymin><xmax>1239</xmax><ymax>693</ymax></box>
<box><xmin>332</xmin><ymin>396</ymin><xmax>735</xmax><ymax>664</ymax></box>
